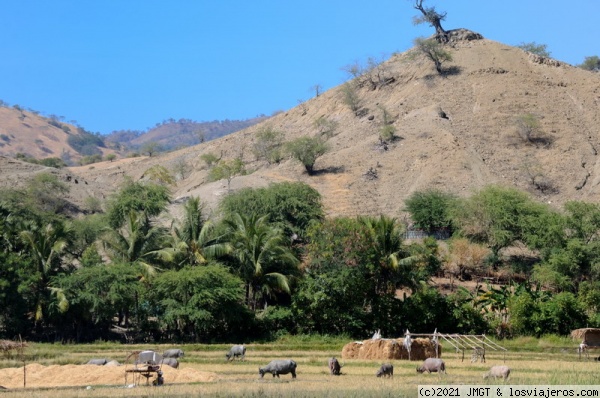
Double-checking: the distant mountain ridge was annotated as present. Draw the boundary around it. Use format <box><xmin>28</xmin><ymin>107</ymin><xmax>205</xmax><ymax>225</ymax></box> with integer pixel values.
<box><xmin>104</xmin><ymin>116</ymin><xmax>269</xmax><ymax>151</ymax></box>
<box><xmin>0</xmin><ymin>104</ymin><xmax>266</xmax><ymax>163</ymax></box>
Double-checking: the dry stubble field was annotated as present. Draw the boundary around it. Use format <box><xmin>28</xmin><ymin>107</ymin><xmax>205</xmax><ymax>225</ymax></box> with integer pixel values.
<box><xmin>0</xmin><ymin>340</ymin><xmax>595</xmax><ymax>398</ymax></box>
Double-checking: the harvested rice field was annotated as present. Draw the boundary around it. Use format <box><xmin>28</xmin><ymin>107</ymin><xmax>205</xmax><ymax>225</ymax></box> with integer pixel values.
<box><xmin>0</xmin><ymin>337</ymin><xmax>593</xmax><ymax>398</ymax></box>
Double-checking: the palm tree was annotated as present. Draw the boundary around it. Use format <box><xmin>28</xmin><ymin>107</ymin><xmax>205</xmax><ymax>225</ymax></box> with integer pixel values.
<box><xmin>359</xmin><ymin>215</ymin><xmax>421</xmax><ymax>293</ymax></box>
<box><xmin>19</xmin><ymin>220</ymin><xmax>72</xmax><ymax>323</ymax></box>
<box><xmin>162</xmin><ymin>197</ymin><xmax>231</xmax><ymax>267</ymax></box>
<box><xmin>224</xmin><ymin>212</ymin><xmax>299</xmax><ymax>311</ymax></box>
<box><xmin>101</xmin><ymin>211</ymin><xmax>168</xmax><ymax>278</ymax></box>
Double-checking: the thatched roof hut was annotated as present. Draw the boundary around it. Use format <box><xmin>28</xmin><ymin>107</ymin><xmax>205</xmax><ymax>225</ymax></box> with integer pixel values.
<box><xmin>570</xmin><ymin>328</ymin><xmax>600</xmax><ymax>346</ymax></box>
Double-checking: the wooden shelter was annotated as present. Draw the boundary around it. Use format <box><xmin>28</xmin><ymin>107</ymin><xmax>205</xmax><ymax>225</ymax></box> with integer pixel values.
<box><xmin>571</xmin><ymin>328</ymin><xmax>600</xmax><ymax>346</ymax></box>
<box><xmin>571</xmin><ymin>328</ymin><xmax>600</xmax><ymax>359</ymax></box>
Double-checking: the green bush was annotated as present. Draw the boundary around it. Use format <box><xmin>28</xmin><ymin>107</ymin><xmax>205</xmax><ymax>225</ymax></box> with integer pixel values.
<box><xmin>79</xmin><ymin>154</ymin><xmax>102</xmax><ymax>165</ymax></box>
<box><xmin>200</xmin><ymin>152</ymin><xmax>220</xmax><ymax>167</ymax></box>
<box><xmin>517</xmin><ymin>42</ymin><xmax>551</xmax><ymax>57</ymax></box>
<box><xmin>253</xmin><ymin>126</ymin><xmax>284</xmax><ymax>164</ymax></box>
<box><xmin>285</xmin><ymin>136</ymin><xmax>328</xmax><ymax>175</ymax></box>
<box><xmin>67</xmin><ymin>129</ymin><xmax>105</xmax><ymax>155</ymax></box>
<box><xmin>404</xmin><ymin>189</ymin><xmax>456</xmax><ymax>233</ymax></box>
<box><xmin>39</xmin><ymin>157</ymin><xmax>67</xmax><ymax>168</ymax></box>
<box><xmin>579</xmin><ymin>55</ymin><xmax>600</xmax><ymax>71</ymax></box>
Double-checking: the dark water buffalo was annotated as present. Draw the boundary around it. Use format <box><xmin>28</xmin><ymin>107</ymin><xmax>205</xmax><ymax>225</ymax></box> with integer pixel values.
<box><xmin>87</xmin><ymin>358</ymin><xmax>108</xmax><ymax>365</ymax></box>
<box><xmin>163</xmin><ymin>348</ymin><xmax>184</xmax><ymax>358</ymax></box>
<box><xmin>376</xmin><ymin>363</ymin><xmax>394</xmax><ymax>378</ymax></box>
<box><xmin>328</xmin><ymin>357</ymin><xmax>342</xmax><ymax>375</ymax></box>
<box><xmin>226</xmin><ymin>344</ymin><xmax>246</xmax><ymax>361</ymax></box>
<box><xmin>259</xmin><ymin>359</ymin><xmax>297</xmax><ymax>379</ymax></box>
<box><xmin>162</xmin><ymin>358</ymin><xmax>179</xmax><ymax>369</ymax></box>
<box><xmin>417</xmin><ymin>358</ymin><xmax>446</xmax><ymax>374</ymax></box>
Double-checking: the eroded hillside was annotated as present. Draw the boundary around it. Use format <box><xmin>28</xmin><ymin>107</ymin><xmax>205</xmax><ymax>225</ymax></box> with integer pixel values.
<box><xmin>5</xmin><ymin>32</ymin><xmax>600</xmax><ymax>219</ymax></box>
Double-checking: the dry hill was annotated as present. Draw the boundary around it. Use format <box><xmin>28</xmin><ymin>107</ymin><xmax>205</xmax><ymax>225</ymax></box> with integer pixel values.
<box><xmin>0</xmin><ymin>107</ymin><xmax>121</xmax><ymax>163</ymax></box>
<box><xmin>3</xmin><ymin>31</ymin><xmax>600</xmax><ymax>220</ymax></box>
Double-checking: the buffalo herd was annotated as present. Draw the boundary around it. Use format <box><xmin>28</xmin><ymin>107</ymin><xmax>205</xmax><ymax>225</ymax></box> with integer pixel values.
<box><xmin>86</xmin><ymin>346</ymin><xmax>509</xmax><ymax>382</ymax></box>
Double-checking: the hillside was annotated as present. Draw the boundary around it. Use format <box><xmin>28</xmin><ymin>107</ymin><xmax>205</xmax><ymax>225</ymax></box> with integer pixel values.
<box><xmin>0</xmin><ymin>107</ymin><xmax>119</xmax><ymax>164</ymax></box>
<box><xmin>105</xmin><ymin>117</ymin><xmax>269</xmax><ymax>151</ymax></box>
<box><xmin>4</xmin><ymin>31</ymin><xmax>600</xmax><ymax>220</ymax></box>
<box><xmin>0</xmin><ymin>106</ymin><xmax>265</xmax><ymax>164</ymax></box>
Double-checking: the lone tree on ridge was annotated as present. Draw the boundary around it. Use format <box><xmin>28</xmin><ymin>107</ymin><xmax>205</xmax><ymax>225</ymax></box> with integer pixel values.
<box><xmin>412</xmin><ymin>0</ymin><xmax>448</xmax><ymax>43</ymax></box>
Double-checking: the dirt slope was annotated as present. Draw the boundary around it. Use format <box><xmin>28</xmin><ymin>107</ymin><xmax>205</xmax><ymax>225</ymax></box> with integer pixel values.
<box><xmin>4</xmin><ymin>31</ymin><xmax>600</xmax><ymax>219</ymax></box>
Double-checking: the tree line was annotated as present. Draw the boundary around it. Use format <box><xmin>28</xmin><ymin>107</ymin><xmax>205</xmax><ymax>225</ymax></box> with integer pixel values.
<box><xmin>0</xmin><ymin>171</ymin><xmax>599</xmax><ymax>343</ymax></box>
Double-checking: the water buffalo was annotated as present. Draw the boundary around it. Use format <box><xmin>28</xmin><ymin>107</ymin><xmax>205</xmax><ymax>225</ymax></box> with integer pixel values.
<box><xmin>483</xmin><ymin>365</ymin><xmax>510</xmax><ymax>380</ymax></box>
<box><xmin>328</xmin><ymin>357</ymin><xmax>342</xmax><ymax>375</ymax></box>
<box><xmin>86</xmin><ymin>358</ymin><xmax>108</xmax><ymax>365</ymax></box>
<box><xmin>163</xmin><ymin>348</ymin><xmax>184</xmax><ymax>358</ymax></box>
<box><xmin>136</xmin><ymin>350</ymin><xmax>163</xmax><ymax>366</ymax></box>
<box><xmin>417</xmin><ymin>358</ymin><xmax>446</xmax><ymax>374</ymax></box>
<box><xmin>162</xmin><ymin>358</ymin><xmax>179</xmax><ymax>369</ymax></box>
<box><xmin>376</xmin><ymin>363</ymin><xmax>394</xmax><ymax>378</ymax></box>
<box><xmin>259</xmin><ymin>359</ymin><xmax>297</xmax><ymax>379</ymax></box>
<box><xmin>226</xmin><ymin>344</ymin><xmax>246</xmax><ymax>361</ymax></box>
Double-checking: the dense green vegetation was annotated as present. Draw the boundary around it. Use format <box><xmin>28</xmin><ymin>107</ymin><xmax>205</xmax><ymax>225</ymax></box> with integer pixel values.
<box><xmin>1</xmin><ymin>176</ymin><xmax>599</xmax><ymax>343</ymax></box>
<box><xmin>67</xmin><ymin>128</ymin><xmax>105</xmax><ymax>156</ymax></box>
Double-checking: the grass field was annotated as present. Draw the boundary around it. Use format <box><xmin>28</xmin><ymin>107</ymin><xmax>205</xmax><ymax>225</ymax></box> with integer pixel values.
<box><xmin>0</xmin><ymin>335</ymin><xmax>595</xmax><ymax>398</ymax></box>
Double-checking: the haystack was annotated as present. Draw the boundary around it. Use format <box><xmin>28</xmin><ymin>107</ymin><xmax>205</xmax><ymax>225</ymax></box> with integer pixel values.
<box><xmin>341</xmin><ymin>338</ymin><xmax>441</xmax><ymax>361</ymax></box>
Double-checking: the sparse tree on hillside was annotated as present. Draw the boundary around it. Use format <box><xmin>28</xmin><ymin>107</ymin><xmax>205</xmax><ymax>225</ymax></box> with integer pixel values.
<box><xmin>105</xmin><ymin>154</ymin><xmax>117</xmax><ymax>162</ymax></box>
<box><xmin>517</xmin><ymin>42</ymin><xmax>551</xmax><ymax>58</ymax></box>
<box><xmin>209</xmin><ymin>158</ymin><xmax>247</xmax><ymax>192</ymax></box>
<box><xmin>140</xmin><ymin>141</ymin><xmax>162</xmax><ymax>157</ymax></box>
<box><xmin>516</xmin><ymin>113</ymin><xmax>552</xmax><ymax>147</ymax></box>
<box><xmin>310</xmin><ymin>84</ymin><xmax>323</xmax><ymax>98</ymax></box>
<box><xmin>143</xmin><ymin>165</ymin><xmax>176</xmax><ymax>186</ymax></box>
<box><xmin>342</xmin><ymin>56</ymin><xmax>392</xmax><ymax>90</ymax></box>
<box><xmin>200</xmin><ymin>152</ymin><xmax>221</xmax><ymax>168</ymax></box>
<box><xmin>378</xmin><ymin>105</ymin><xmax>396</xmax><ymax>142</ymax></box>
<box><xmin>173</xmin><ymin>158</ymin><xmax>191</xmax><ymax>180</ymax></box>
<box><xmin>314</xmin><ymin>116</ymin><xmax>338</xmax><ymax>138</ymax></box>
<box><xmin>579</xmin><ymin>55</ymin><xmax>600</xmax><ymax>71</ymax></box>
<box><xmin>341</xmin><ymin>83</ymin><xmax>361</xmax><ymax>115</ymax></box>
<box><xmin>195</xmin><ymin>129</ymin><xmax>206</xmax><ymax>144</ymax></box>
<box><xmin>412</xmin><ymin>37</ymin><xmax>453</xmax><ymax>74</ymax></box>
<box><xmin>412</xmin><ymin>0</ymin><xmax>448</xmax><ymax>43</ymax></box>
<box><xmin>286</xmin><ymin>136</ymin><xmax>329</xmax><ymax>175</ymax></box>
<box><xmin>252</xmin><ymin>126</ymin><xmax>284</xmax><ymax>164</ymax></box>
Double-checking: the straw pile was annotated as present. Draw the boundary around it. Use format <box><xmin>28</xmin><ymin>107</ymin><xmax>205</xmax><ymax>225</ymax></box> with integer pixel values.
<box><xmin>341</xmin><ymin>338</ymin><xmax>441</xmax><ymax>361</ymax></box>
<box><xmin>0</xmin><ymin>363</ymin><xmax>218</xmax><ymax>389</ymax></box>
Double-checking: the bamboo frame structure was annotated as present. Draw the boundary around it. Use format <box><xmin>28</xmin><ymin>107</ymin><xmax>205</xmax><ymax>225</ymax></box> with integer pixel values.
<box><xmin>405</xmin><ymin>332</ymin><xmax>507</xmax><ymax>362</ymax></box>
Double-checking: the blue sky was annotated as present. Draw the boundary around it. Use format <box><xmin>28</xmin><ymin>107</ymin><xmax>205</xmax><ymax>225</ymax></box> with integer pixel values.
<box><xmin>2</xmin><ymin>1</ymin><xmax>598</xmax><ymax>135</ymax></box>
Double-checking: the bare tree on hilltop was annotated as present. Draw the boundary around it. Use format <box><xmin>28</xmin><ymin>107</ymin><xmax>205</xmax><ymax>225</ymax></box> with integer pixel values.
<box><xmin>412</xmin><ymin>0</ymin><xmax>448</xmax><ymax>43</ymax></box>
